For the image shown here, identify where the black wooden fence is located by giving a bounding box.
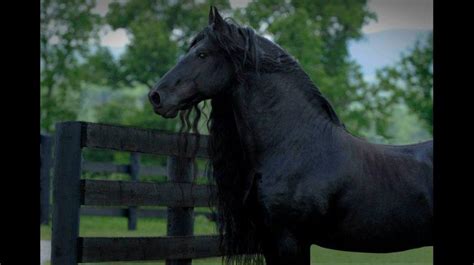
[40,132,214,230]
[40,134,53,224]
[51,121,234,264]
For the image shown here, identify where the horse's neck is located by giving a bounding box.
[229,71,345,166]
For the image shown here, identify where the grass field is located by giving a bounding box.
[41,214,432,265]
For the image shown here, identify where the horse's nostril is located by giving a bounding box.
[150,91,161,106]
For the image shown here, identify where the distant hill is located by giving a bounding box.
[348,29,431,82]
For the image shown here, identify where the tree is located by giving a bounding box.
[367,33,433,136]
[106,0,231,88]
[40,0,102,132]
[80,46,122,88]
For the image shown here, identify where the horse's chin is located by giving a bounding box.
[163,110,179,118]
[153,98,199,119]
[154,107,179,119]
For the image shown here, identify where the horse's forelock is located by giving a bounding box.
[204,22,261,80]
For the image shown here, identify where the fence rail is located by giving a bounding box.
[51,121,231,264]
[81,179,215,207]
[83,122,209,158]
[78,235,222,262]
[40,134,53,224]
[79,207,214,219]
[82,161,207,178]
[40,130,212,228]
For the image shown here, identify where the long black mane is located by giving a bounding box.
[181,19,345,265]
[201,21,268,264]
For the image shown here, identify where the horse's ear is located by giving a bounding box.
[208,6,226,31]
[208,6,215,25]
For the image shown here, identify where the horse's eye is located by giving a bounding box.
[198,52,207,59]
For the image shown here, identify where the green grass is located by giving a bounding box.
[41,215,432,265]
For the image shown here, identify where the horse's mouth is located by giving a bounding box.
[153,94,202,119]
[153,106,178,118]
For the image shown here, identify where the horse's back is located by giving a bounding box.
[384,140,432,164]
[413,140,432,165]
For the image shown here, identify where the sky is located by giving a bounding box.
[362,0,432,33]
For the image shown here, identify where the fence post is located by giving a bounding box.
[166,156,194,265]
[128,152,140,230]
[40,134,53,224]
[51,122,83,265]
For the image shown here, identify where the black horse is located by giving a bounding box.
[149,6,433,265]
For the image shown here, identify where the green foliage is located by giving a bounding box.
[385,104,432,144]
[371,33,433,134]
[40,0,103,132]
[356,33,433,139]
[106,0,231,87]
[80,46,122,88]
[119,19,179,87]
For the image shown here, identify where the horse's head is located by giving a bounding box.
[149,6,241,118]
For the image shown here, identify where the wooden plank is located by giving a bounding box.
[82,122,210,158]
[141,165,209,178]
[140,165,168,176]
[128,153,140,230]
[80,207,128,217]
[136,209,214,219]
[51,122,84,265]
[82,162,208,178]
[79,235,223,262]
[137,208,168,218]
[82,161,129,174]
[81,179,215,207]
[40,134,53,224]
[79,206,213,220]
[167,156,194,265]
